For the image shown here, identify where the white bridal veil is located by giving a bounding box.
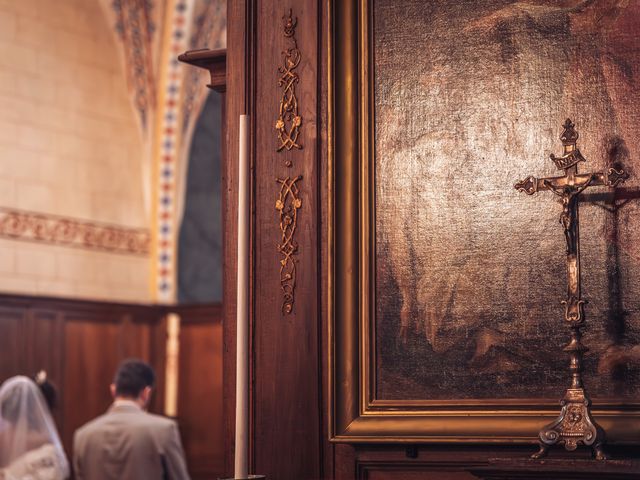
[0,376,69,478]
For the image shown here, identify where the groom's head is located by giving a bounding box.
[110,359,156,408]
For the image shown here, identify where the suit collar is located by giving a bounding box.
[109,399,144,413]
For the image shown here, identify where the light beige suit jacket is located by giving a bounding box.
[73,402,190,480]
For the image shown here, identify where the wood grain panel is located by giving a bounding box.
[336,446,525,480]
[319,0,333,476]
[25,309,64,428]
[224,0,245,476]
[365,471,476,480]
[178,310,224,479]
[252,0,322,478]
[0,295,224,477]
[25,310,62,380]
[224,0,327,476]
[150,313,168,416]
[0,297,168,461]
[331,444,630,480]
[61,315,122,451]
[121,315,153,361]
[0,307,25,382]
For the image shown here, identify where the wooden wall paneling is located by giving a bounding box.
[320,0,333,477]
[334,444,358,480]
[150,312,168,415]
[0,306,26,382]
[362,470,477,480]
[224,0,246,476]
[353,449,481,480]
[58,305,166,454]
[224,0,327,475]
[123,308,167,414]
[61,313,122,454]
[25,309,63,381]
[335,446,533,480]
[25,309,64,429]
[0,296,169,469]
[177,306,224,479]
[121,313,144,359]
[332,442,601,479]
[253,0,322,478]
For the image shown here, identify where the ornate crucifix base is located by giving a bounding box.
[532,323,607,460]
[533,387,606,460]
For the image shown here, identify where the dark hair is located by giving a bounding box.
[113,359,155,398]
[34,371,57,412]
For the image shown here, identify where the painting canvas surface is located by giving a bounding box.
[374,0,640,400]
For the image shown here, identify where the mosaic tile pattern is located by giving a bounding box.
[155,0,195,302]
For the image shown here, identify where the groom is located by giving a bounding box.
[73,359,190,480]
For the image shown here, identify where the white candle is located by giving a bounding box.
[235,114,250,479]
[164,313,181,417]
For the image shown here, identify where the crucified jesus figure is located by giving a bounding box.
[543,175,595,255]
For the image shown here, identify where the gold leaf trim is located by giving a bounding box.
[276,8,303,160]
[276,176,302,314]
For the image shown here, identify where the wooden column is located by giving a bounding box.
[183,1,327,477]
[252,0,322,477]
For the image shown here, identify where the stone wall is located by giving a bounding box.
[0,0,150,302]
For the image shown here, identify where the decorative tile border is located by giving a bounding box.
[0,208,150,255]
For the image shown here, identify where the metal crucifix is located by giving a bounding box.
[514,119,629,460]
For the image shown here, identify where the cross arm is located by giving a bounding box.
[514,167,628,195]
[514,175,565,195]
[583,168,629,188]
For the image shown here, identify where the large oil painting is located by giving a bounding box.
[373,0,640,401]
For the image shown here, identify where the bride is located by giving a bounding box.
[0,376,69,480]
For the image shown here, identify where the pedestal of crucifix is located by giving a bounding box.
[515,119,629,460]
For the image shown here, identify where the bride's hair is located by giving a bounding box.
[34,370,57,412]
[1,372,58,428]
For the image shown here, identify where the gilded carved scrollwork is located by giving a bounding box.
[276,176,302,314]
[275,8,304,314]
[276,9,302,158]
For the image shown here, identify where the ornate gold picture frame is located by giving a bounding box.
[329,0,640,444]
